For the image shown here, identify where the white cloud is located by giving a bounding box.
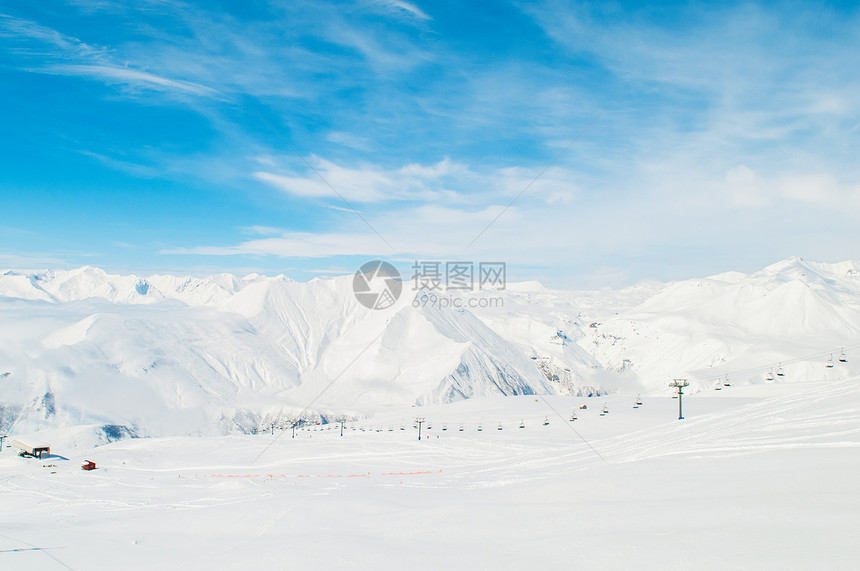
[48,64,219,96]
[162,232,389,258]
[725,164,769,208]
[1,13,220,99]
[724,165,860,209]
[372,0,431,21]
[252,157,470,204]
[325,131,375,151]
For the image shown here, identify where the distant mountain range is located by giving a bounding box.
[2,257,858,438]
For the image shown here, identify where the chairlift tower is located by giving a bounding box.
[669,379,689,420]
[415,418,425,441]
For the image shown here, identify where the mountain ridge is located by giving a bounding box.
[3,257,859,437]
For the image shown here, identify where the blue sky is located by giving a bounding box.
[2,0,860,288]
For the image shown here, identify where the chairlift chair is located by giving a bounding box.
[477,424,483,432]
[776,363,785,377]
[543,416,550,426]
[519,420,525,429]
[826,354,834,368]
[442,423,448,431]
[497,422,503,431]
[570,411,577,421]
[839,347,847,363]
[459,424,464,431]
[715,379,722,391]
[723,375,731,387]
[766,369,774,381]
[635,394,643,406]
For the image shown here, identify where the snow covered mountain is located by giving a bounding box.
[0,267,557,437]
[2,257,859,438]
[584,257,860,392]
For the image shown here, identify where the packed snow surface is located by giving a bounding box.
[1,379,858,569]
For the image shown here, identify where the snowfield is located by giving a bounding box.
[2,258,860,568]
[1,379,858,569]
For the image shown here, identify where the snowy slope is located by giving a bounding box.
[0,270,558,437]
[1,379,858,569]
[4,257,860,438]
[469,280,662,395]
[585,257,860,392]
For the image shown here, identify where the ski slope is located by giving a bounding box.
[1,378,858,569]
[5,257,860,439]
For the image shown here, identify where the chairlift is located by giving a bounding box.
[602,403,609,414]
[477,423,483,432]
[826,354,834,368]
[543,416,550,426]
[442,423,448,431]
[388,425,394,432]
[839,347,847,363]
[519,420,525,429]
[570,411,577,421]
[776,363,785,377]
[400,423,405,430]
[766,369,774,381]
[497,422,503,431]
[635,394,643,406]
[459,424,464,432]
[723,374,731,387]
[714,379,722,391]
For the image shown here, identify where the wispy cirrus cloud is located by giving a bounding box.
[47,64,219,96]
[162,231,390,259]
[252,157,470,203]
[371,0,431,21]
[1,12,219,99]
